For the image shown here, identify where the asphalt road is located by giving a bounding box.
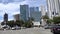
[0,27,53,34]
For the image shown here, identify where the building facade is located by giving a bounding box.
[46,0,60,19]
[40,5,46,16]
[30,11,41,22]
[14,14,20,21]
[30,7,39,12]
[4,13,8,23]
[30,7,41,26]
[20,5,29,21]
[30,7,41,22]
[29,7,41,26]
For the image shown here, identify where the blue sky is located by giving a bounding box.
[0,0,46,22]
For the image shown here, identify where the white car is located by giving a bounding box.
[11,27,16,30]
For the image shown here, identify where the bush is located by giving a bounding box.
[47,19,53,24]
[42,15,49,19]
[24,21,33,28]
[53,16,60,24]
[15,20,24,27]
[6,20,14,27]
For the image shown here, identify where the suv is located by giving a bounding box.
[51,25,60,34]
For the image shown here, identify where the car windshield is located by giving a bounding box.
[52,25,60,28]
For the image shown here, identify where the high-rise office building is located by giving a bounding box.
[40,5,46,16]
[30,7,41,22]
[30,7,39,12]
[29,10,41,26]
[30,7,40,17]
[4,13,8,23]
[54,0,60,16]
[30,11,41,22]
[46,0,60,19]
[20,5,29,21]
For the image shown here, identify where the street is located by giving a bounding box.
[0,27,53,34]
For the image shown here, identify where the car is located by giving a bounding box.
[15,26,21,30]
[11,27,16,30]
[51,25,60,34]
[44,25,53,29]
[11,27,21,30]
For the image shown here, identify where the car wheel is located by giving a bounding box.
[53,33,58,34]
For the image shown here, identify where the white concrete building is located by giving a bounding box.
[41,5,46,16]
[46,0,60,19]
[54,0,60,16]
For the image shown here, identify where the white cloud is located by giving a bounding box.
[0,0,46,22]
[0,3,20,22]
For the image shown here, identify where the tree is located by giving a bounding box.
[47,19,53,24]
[23,17,34,28]
[24,21,33,28]
[28,17,34,21]
[42,15,49,19]
[28,17,34,27]
[15,20,24,27]
[53,16,60,24]
[1,22,5,25]
[7,20,14,27]
[42,15,49,24]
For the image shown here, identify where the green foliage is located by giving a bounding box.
[1,22,5,25]
[42,15,49,19]
[15,20,24,27]
[23,19,33,28]
[28,17,34,21]
[53,16,60,24]
[3,19,33,28]
[6,20,14,27]
[6,20,24,27]
[23,17,34,28]
[47,19,53,24]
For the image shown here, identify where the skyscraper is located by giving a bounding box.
[30,11,41,22]
[40,5,46,16]
[4,13,8,23]
[30,7,40,17]
[20,5,29,21]
[54,0,60,16]
[46,0,60,19]
[30,7,39,12]
[30,7,41,22]
[29,7,41,26]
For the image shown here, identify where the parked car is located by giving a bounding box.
[11,27,16,30]
[11,26,21,30]
[44,25,53,29]
[51,25,60,34]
